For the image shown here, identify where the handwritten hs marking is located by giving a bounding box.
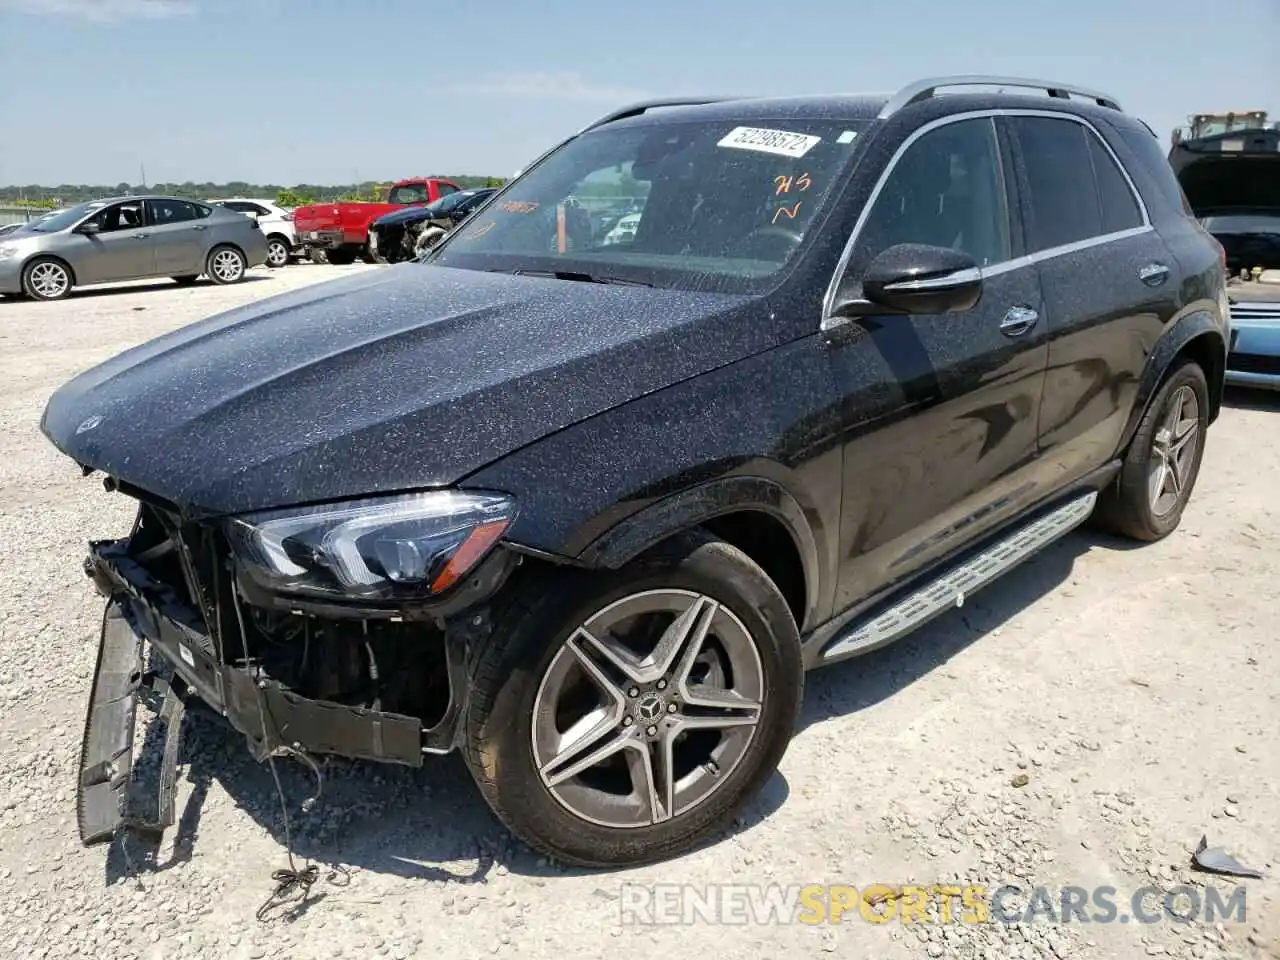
[772,172,811,224]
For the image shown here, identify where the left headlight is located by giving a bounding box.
[226,490,517,601]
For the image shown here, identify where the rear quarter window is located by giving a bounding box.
[1112,123,1196,216]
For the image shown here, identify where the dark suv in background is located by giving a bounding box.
[42,75,1228,869]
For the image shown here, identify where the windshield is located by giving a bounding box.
[25,200,107,232]
[430,116,870,292]
[1201,213,1280,234]
[425,191,474,215]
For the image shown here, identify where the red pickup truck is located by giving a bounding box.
[294,177,461,264]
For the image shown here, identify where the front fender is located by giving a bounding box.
[1114,308,1226,458]
[577,475,824,629]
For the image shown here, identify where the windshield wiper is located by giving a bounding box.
[511,269,652,287]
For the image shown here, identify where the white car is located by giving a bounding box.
[209,198,298,268]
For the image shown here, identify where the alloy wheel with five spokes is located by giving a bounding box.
[461,530,803,867]
[532,589,764,829]
[1147,384,1200,517]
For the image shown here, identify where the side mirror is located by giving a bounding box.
[77,221,101,235]
[844,243,983,316]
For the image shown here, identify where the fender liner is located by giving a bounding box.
[576,475,825,631]
[1114,309,1226,459]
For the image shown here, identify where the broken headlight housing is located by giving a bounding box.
[226,490,517,601]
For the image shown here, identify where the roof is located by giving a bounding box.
[582,76,1128,133]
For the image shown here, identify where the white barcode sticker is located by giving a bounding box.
[717,126,821,158]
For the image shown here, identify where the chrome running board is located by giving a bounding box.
[820,491,1098,663]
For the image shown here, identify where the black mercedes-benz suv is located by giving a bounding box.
[41,75,1229,869]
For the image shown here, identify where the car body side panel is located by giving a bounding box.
[67,228,154,285]
[461,334,846,630]
[1029,230,1179,486]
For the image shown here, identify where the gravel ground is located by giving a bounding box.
[0,264,1276,960]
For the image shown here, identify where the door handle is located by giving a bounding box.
[1000,305,1038,337]
[192,224,208,231]
[132,233,149,239]
[1138,262,1169,286]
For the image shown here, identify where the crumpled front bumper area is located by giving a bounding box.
[77,537,440,845]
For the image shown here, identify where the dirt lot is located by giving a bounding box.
[1,264,1276,960]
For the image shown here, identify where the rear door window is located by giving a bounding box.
[1010,117,1102,251]
[1087,134,1144,234]
[148,199,199,225]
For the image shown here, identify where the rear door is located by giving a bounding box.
[145,199,208,276]
[1004,113,1180,484]
[826,114,1053,611]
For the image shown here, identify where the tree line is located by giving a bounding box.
[1,176,508,210]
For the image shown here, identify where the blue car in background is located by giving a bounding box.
[368,188,497,263]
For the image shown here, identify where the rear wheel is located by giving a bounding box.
[22,257,73,301]
[462,529,803,867]
[1091,358,1209,541]
[265,236,290,268]
[206,245,247,285]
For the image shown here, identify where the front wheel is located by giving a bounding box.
[206,245,247,284]
[462,529,803,867]
[1091,358,1209,541]
[22,257,73,300]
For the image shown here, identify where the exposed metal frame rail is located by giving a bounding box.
[877,75,1123,118]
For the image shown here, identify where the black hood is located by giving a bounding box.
[41,264,767,517]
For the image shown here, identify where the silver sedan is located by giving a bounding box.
[0,195,269,301]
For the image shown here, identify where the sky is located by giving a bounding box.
[0,0,1276,187]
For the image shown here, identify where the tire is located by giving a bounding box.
[415,227,447,258]
[462,528,803,868]
[21,257,73,301]
[206,245,247,285]
[308,248,328,265]
[1091,358,1209,541]
[265,236,290,268]
[172,275,199,285]
[325,246,358,266]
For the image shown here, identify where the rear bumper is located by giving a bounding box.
[82,539,461,768]
[297,229,346,249]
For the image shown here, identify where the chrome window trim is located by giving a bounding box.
[820,107,1152,331]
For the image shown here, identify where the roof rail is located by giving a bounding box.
[578,97,738,133]
[878,75,1123,119]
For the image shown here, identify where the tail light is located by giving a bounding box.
[282,213,294,221]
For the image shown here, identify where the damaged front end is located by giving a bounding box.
[76,483,521,847]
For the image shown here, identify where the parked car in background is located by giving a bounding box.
[0,195,268,300]
[1169,110,1280,389]
[209,198,299,268]
[292,177,461,265]
[45,77,1229,868]
[369,187,497,262]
